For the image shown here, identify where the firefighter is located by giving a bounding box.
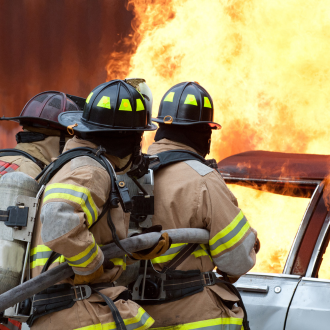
[139,82,258,329]
[0,91,82,330]
[28,80,169,330]
[0,91,82,178]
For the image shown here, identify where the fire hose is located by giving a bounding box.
[0,229,209,312]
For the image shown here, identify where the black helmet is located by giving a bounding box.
[58,79,157,136]
[152,82,221,129]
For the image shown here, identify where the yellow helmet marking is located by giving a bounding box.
[184,94,198,106]
[86,92,93,104]
[136,99,145,111]
[119,99,132,111]
[164,92,175,102]
[204,97,212,108]
[97,96,111,109]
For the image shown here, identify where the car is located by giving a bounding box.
[218,150,330,330]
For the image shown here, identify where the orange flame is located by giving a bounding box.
[106,0,330,274]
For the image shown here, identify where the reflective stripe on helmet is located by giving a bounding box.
[204,96,212,108]
[136,99,145,111]
[209,210,250,257]
[184,94,198,106]
[97,96,111,109]
[43,183,98,228]
[163,92,175,102]
[86,92,93,104]
[119,99,133,111]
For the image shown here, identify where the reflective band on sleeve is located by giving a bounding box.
[152,243,212,264]
[110,257,127,270]
[66,237,99,268]
[30,245,65,269]
[209,211,250,257]
[43,183,98,228]
[30,245,53,269]
[150,316,243,330]
[73,307,154,330]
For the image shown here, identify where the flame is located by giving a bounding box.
[105,0,330,275]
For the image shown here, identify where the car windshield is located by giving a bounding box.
[227,183,311,273]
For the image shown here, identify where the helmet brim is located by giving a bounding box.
[0,116,66,130]
[59,111,157,133]
[152,117,221,130]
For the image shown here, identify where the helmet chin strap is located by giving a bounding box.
[115,153,133,172]
[59,131,66,154]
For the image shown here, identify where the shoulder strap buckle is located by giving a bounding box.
[202,271,217,286]
[72,285,92,301]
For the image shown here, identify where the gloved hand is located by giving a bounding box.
[216,269,240,284]
[74,265,104,285]
[254,238,260,254]
[131,232,172,260]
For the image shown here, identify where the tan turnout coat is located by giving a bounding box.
[30,137,154,330]
[141,139,257,330]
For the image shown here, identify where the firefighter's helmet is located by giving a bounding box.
[58,79,157,135]
[0,91,83,130]
[125,78,153,127]
[152,82,221,129]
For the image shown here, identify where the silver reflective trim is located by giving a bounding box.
[67,243,98,266]
[44,187,96,223]
[126,311,151,330]
[184,160,214,176]
[29,251,52,263]
[209,216,248,252]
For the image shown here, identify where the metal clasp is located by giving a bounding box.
[202,272,216,286]
[73,285,92,301]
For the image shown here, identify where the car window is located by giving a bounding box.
[316,237,330,279]
[227,183,311,273]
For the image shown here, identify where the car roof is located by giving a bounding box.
[218,150,330,180]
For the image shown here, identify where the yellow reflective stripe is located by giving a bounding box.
[30,258,49,269]
[152,244,211,264]
[150,316,243,330]
[44,183,98,228]
[55,255,66,264]
[210,211,250,256]
[73,307,154,330]
[30,245,52,255]
[151,252,180,264]
[110,258,127,270]
[210,211,245,246]
[66,237,99,268]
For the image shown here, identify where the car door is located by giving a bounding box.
[225,178,321,330]
[285,206,330,329]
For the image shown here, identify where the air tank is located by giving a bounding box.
[0,172,39,294]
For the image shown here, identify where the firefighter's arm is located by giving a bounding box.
[40,163,110,277]
[200,172,258,277]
